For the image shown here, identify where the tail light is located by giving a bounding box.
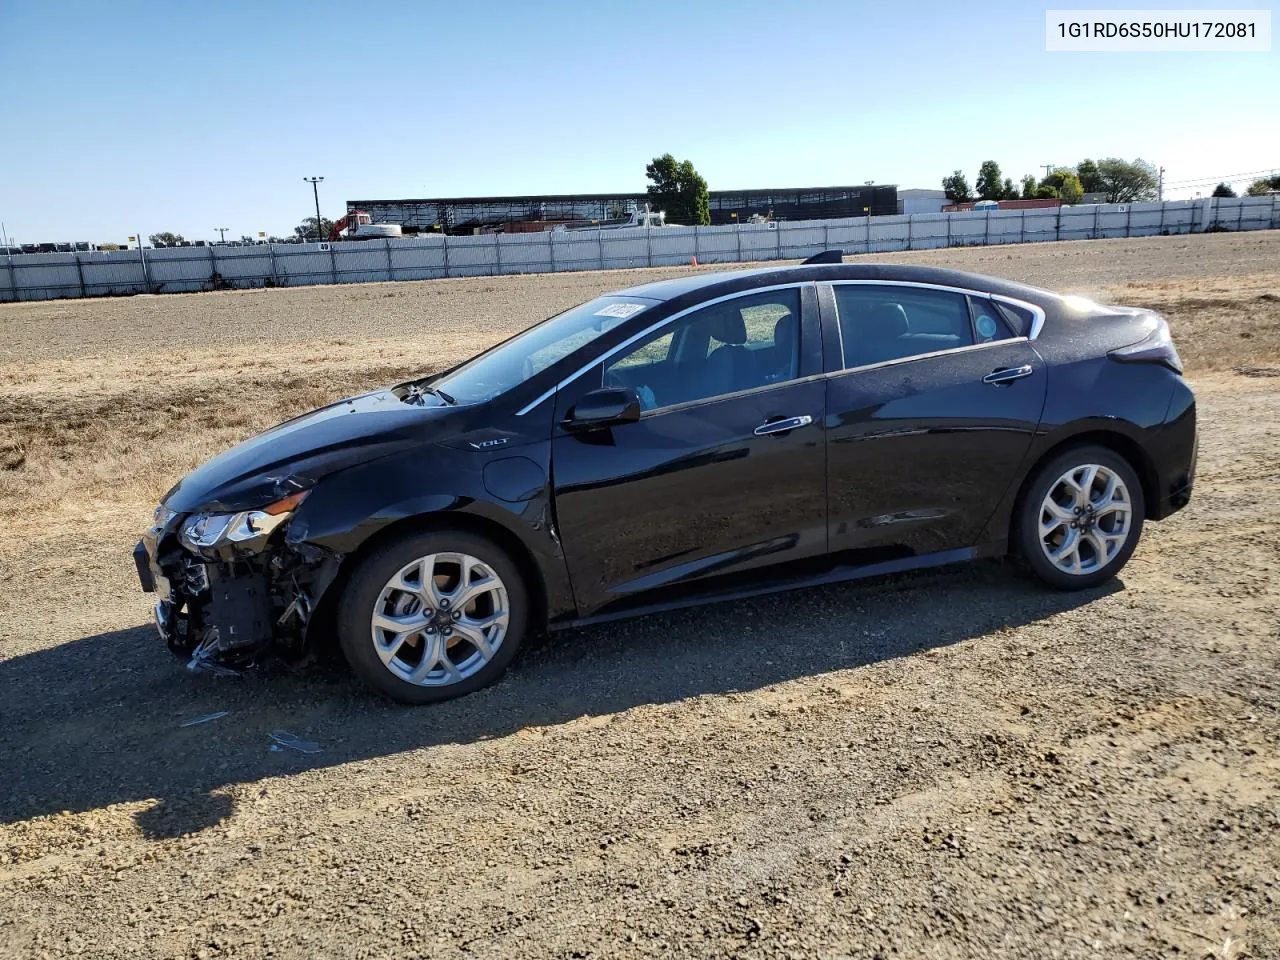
[1108,316,1183,374]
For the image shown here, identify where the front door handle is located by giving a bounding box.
[754,414,813,437]
[983,365,1034,386]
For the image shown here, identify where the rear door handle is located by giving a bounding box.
[754,414,813,437]
[983,365,1034,386]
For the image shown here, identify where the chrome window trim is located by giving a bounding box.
[515,282,813,416]
[825,336,1032,379]
[828,278,1001,299]
[634,370,827,420]
[826,280,1046,340]
[604,335,1034,418]
[824,279,1048,374]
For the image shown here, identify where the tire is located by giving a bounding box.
[1015,445,1146,591]
[336,529,529,704]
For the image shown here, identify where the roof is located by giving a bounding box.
[613,262,1058,306]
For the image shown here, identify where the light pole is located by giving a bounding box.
[214,227,229,243]
[303,176,325,241]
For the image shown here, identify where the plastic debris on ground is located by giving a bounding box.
[269,730,323,754]
[180,711,230,727]
[186,655,240,678]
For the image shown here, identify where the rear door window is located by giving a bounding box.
[833,284,974,369]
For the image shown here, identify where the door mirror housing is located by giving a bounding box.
[565,387,642,429]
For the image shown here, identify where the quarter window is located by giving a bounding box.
[603,289,801,411]
[968,296,1016,344]
[834,284,974,369]
[993,300,1035,337]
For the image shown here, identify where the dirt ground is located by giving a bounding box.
[2,232,1279,959]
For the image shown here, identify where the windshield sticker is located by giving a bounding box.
[594,302,648,320]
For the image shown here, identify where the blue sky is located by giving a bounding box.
[1,0,1276,243]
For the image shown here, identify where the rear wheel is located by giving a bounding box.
[337,530,528,704]
[1016,445,1145,590]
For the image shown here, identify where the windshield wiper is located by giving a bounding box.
[430,386,458,405]
[403,384,457,406]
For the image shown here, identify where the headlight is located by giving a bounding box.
[178,489,309,555]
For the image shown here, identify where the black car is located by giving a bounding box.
[135,261,1196,703]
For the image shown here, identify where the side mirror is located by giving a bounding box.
[564,387,642,430]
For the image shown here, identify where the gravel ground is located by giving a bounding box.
[2,233,1279,959]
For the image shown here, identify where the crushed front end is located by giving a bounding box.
[133,481,341,675]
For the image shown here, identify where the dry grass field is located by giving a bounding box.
[2,231,1279,959]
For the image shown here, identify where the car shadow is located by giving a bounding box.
[1,561,1118,838]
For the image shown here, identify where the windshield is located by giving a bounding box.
[429,295,659,405]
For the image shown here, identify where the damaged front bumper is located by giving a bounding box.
[134,504,339,674]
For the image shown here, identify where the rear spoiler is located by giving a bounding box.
[801,250,844,265]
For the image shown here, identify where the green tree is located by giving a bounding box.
[1211,182,1237,198]
[1020,174,1038,199]
[1001,177,1019,200]
[148,231,184,247]
[1245,175,1280,196]
[1039,168,1084,204]
[1060,174,1084,204]
[1034,185,1060,200]
[645,154,710,225]
[294,216,336,240]
[941,169,972,202]
[974,160,1005,201]
[1095,158,1160,202]
[1076,159,1104,194]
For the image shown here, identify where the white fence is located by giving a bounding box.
[3,195,1277,303]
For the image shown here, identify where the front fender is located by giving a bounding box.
[283,441,576,621]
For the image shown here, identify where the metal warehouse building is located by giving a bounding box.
[347,185,898,235]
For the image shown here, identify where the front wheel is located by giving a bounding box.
[1015,445,1145,590]
[337,529,528,704]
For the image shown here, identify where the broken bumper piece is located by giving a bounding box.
[133,519,338,674]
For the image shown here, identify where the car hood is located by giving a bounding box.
[162,389,455,513]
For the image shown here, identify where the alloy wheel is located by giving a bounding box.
[370,552,510,686]
[1038,463,1133,576]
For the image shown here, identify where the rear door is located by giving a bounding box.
[821,282,1047,560]
[550,284,827,616]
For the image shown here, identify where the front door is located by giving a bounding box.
[822,282,1048,559]
[551,285,828,616]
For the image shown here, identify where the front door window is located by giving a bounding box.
[603,288,801,410]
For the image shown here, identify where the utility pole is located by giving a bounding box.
[303,176,325,241]
[1041,163,1055,179]
[214,227,229,243]
[1157,166,1165,201]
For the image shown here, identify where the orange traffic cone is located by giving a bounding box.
[690,255,698,267]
